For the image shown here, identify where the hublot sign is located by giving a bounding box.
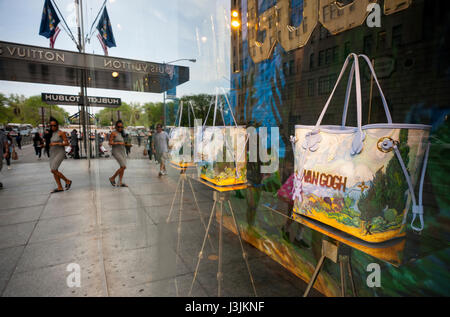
[42,93,121,108]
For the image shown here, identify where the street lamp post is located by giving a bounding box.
[162,58,196,128]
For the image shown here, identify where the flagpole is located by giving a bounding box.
[85,0,107,43]
[75,0,90,168]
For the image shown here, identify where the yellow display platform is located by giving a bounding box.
[169,161,196,170]
[200,174,246,186]
[195,176,248,192]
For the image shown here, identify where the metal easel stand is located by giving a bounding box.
[303,239,357,297]
[165,167,214,296]
[188,190,258,297]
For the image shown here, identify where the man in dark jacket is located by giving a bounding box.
[70,129,80,159]
[43,128,51,158]
[0,129,9,189]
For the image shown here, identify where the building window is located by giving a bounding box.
[318,76,328,95]
[364,34,373,55]
[325,48,332,65]
[308,79,315,97]
[319,74,337,95]
[296,85,301,99]
[323,5,330,22]
[288,83,294,99]
[289,60,295,75]
[309,53,314,70]
[377,31,387,50]
[318,50,325,67]
[332,46,339,63]
[344,41,351,57]
[392,25,402,47]
[330,4,337,19]
[320,26,328,40]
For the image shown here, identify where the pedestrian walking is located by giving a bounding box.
[124,133,132,157]
[70,129,80,159]
[0,129,9,189]
[109,120,128,187]
[33,132,44,160]
[5,132,15,170]
[137,134,142,147]
[146,130,153,161]
[152,124,170,176]
[43,128,51,158]
[15,134,22,150]
[48,117,72,193]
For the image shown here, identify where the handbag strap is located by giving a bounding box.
[389,141,430,233]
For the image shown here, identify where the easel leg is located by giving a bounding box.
[166,174,182,223]
[303,255,326,297]
[347,256,357,297]
[340,256,347,297]
[174,175,185,297]
[227,200,258,297]
[187,176,215,252]
[188,199,217,296]
[217,200,224,297]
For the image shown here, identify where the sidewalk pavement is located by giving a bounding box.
[0,157,320,297]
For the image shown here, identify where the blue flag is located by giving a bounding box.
[97,7,116,48]
[39,0,60,39]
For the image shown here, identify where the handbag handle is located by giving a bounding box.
[311,53,365,155]
[342,54,393,126]
[175,100,197,128]
[314,53,362,132]
[202,87,238,128]
[177,101,184,127]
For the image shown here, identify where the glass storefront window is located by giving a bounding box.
[0,0,449,298]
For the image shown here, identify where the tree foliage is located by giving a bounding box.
[358,130,410,224]
[0,94,68,126]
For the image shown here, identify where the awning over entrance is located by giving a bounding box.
[0,41,189,93]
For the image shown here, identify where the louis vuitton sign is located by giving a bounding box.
[0,41,189,93]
